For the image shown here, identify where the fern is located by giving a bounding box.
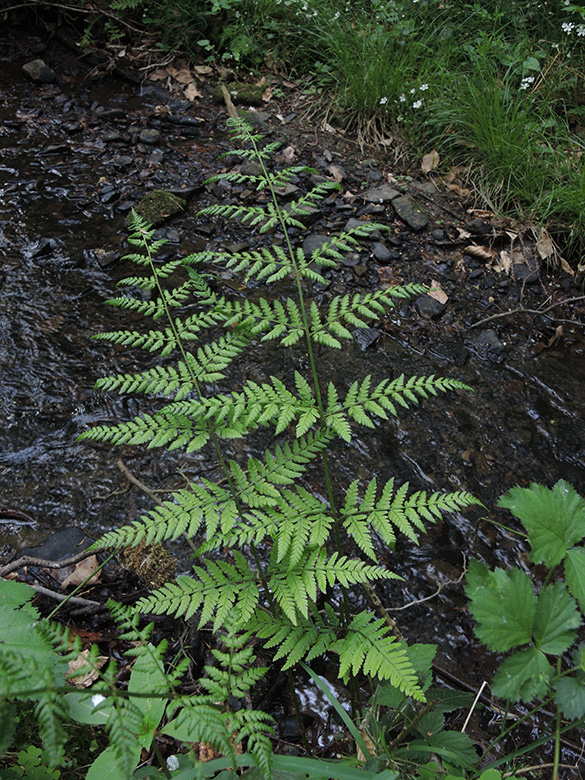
[81,116,480,715]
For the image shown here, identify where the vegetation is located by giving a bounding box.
[12,0,585,256]
[1,118,584,779]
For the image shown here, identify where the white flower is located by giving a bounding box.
[520,75,535,89]
[420,83,429,91]
[410,87,416,94]
[91,694,106,708]
[399,94,406,102]
[577,24,585,35]
[562,21,575,33]
[167,755,180,771]
[413,99,423,108]
[333,10,340,19]
[379,96,388,105]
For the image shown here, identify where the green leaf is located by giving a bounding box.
[86,744,140,780]
[553,676,585,719]
[465,560,535,652]
[565,547,585,613]
[498,481,585,568]
[533,582,580,655]
[492,647,553,702]
[128,646,169,748]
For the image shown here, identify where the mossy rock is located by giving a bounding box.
[214,82,265,106]
[122,540,176,589]
[132,190,185,227]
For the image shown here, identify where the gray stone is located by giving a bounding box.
[352,328,380,350]
[303,234,333,259]
[467,329,505,363]
[139,128,161,144]
[392,195,428,232]
[241,162,263,177]
[371,242,395,263]
[343,217,381,239]
[415,294,445,318]
[362,184,400,203]
[22,59,56,83]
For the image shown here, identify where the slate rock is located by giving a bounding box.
[467,329,505,363]
[465,218,491,235]
[392,195,428,232]
[363,184,400,202]
[139,128,161,144]
[343,217,381,239]
[352,327,380,350]
[512,258,539,284]
[22,59,56,83]
[303,234,332,259]
[415,294,446,318]
[371,242,396,263]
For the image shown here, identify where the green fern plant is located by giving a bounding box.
[81,117,479,714]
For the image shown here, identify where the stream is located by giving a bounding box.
[1,19,585,767]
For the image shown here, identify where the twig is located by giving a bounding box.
[470,295,585,329]
[221,85,238,119]
[504,763,583,777]
[3,580,104,611]
[0,548,99,577]
[461,680,488,733]
[360,580,404,640]
[387,553,467,611]
[116,459,163,506]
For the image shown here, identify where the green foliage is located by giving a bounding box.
[82,116,477,706]
[465,480,585,779]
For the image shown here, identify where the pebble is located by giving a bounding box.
[415,294,446,318]
[371,242,395,262]
[303,234,332,259]
[362,184,400,202]
[139,128,161,144]
[352,327,380,350]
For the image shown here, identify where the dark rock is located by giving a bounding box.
[368,170,383,182]
[429,338,469,366]
[102,130,125,142]
[353,327,380,350]
[392,195,428,232]
[512,258,539,284]
[31,238,56,257]
[303,234,333,259]
[62,121,81,134]
[343,217,381,239]
[371,242,395,263]
[96,107,125,119]
[432,229,446,241]
[465,218,491,235]
[113,155,134,169]
[283,201,320,226]
[139,128,161,144]
[39,144,70,156]
[415,294,446,318]
[239,109,270,128]
[340,252,360,267]
[467,329,505,362]
[363,184,400,203]
[354,264,368,277]
[240,162,263,177]
[22,59,56,83]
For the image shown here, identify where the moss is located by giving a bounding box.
[122,540,176,590]
[214,82,265,106]
[132,190,185,227]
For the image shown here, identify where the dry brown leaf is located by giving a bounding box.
[67,648,108,688]
[183,83,203,102]
[262,87,273,102]
[468,208,495,219]
[466,244,497,261]
[559,255,574,276]
[356,731,376,762]
[148,68,169,82]
[445,183,471,198]
[444,165,466,184]
[323,148,333,162]
[328,164,344,183]
[421,149,440,173]
[281,145,296,162]
[536,229,554,260]
[216,65,231,79]
[428,280,448,304]
[173,68,192,85]
[549,325,564,346]
[60,555,101,589]
[377,266,402,289]
[193,64,212,76]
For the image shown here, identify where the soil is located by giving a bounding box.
[1,15,585,777]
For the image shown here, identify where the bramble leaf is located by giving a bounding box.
[533,581,580,655]
[565,547,585,613]
[491,646,553,702]
[553,676,585,719]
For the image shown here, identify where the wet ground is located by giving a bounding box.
[1,20,585,769]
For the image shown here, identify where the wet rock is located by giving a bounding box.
[133,190,185,226]
[392,195,428,232]
[465,217,491,235]
[302,234,332,259]
[113,155,134,169]
[39,143,70,156]
[31,238,56,258]
[343,217,381,238]
[139,128,161,144]
[352,327,380,350]
[239,109,270,128]
[283,201,320,226]
[96,107,125,119]
[429,338,469,366]
[371,242,397,263]
[340,252,360,267]
[22,59,56,83]
[102,130,125,142]
[415,294,446,318]
[240,162,263,177]
[62,121,81,134]
[467,329,505,362]
[432,229,446,241]
[512,258,539,284]
[362,184,400,203]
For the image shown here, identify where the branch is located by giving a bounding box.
[469,295,585,329]
[0,547,99,577]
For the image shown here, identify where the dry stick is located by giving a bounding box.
[0,548,99,578]
[221,85,239,120]
[386,554,467,612]
[17,581,103,612]
[470,295,585,329]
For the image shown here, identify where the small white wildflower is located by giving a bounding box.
[399,94,406,102]
[577,24,585,35]
[562,21,575,33]
[379,96,388,105]
[167,755,180,772]
[333,10,340,19]
[410,87,416,94]
[520,75,535,89]
[413,99,423,108]
[420,83,429,91]
[564,0,570,5]
[91,694,106,708]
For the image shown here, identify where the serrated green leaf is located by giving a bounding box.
[465,560,535,652]
[498,481,585,568]
[492,647,553,702]
[565,547,585,613]
[553,676,585,719]
[533,581,580,655]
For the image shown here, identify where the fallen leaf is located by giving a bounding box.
[468,208,495,219]
[323,148,333,162]
[421,150,440,173]
[184,83,203,101]
[193,64,212,75]
[356,731,376,762]
[173,68,192,85]
[256,76,266,86]
[216,65,231,79]
[377,266,402,289]
[282,80,296,88]
[280,145,296,162]
[328,164,344,183]
[466,244,497,262]
[559,255,574,276]
[262,87,273,102]
[148,68,169,82]
[323,122,336,134]
[548,324,564,346]
[67,648,108,688]
[428,279,448,304]
[60,555,101,589]
[445,183,471,198]
[444,165,466,184]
